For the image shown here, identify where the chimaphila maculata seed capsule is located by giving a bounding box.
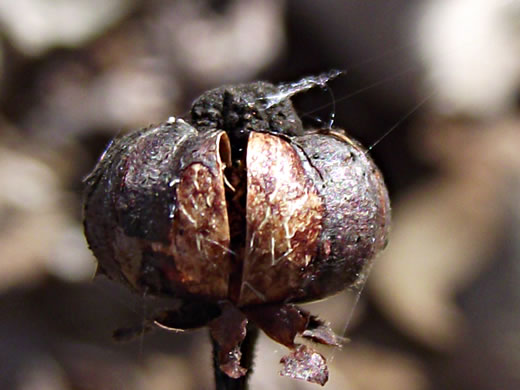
[83,72,390,385]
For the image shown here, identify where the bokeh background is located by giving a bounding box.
[1,0,519,389]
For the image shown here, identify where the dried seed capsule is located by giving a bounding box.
[84,117,389,306]
[83,75,391,385]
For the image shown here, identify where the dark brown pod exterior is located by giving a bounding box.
[295,130,390,299]
[84,118,234,301]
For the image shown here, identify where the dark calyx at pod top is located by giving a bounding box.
[83,72,391,385]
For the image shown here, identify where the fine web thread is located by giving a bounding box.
[366,88,438,153]
[327,287,364,365]
[300,63,421,122]
[90,279,140,315]
[139,288,149,358]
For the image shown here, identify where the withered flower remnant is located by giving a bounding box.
[83,72,390,386]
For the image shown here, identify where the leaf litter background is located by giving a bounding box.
[0,0,519,389]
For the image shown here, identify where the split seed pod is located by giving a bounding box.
[83,73,390,385]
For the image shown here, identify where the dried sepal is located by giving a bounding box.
[244,303,343,385]
[209,303,249,378]
[243,304,310,348]
[280,344,329,386]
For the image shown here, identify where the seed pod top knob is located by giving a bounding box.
[190,81,304,155]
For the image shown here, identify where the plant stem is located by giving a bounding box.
[211,324,259,390]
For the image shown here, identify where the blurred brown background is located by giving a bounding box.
[1,0,519,389]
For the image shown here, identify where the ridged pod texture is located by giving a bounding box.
[83,80,390,307]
